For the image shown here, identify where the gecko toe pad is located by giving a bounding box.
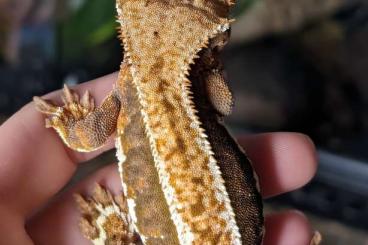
[33,85,95,129]
[75,184,140,245]
[33,85,120,152]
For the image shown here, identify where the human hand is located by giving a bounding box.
[0,73,317,245]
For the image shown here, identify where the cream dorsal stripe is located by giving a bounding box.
[117,1,241,244]
[33,1,264,244]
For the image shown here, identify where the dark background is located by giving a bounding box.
[0,0,367,243]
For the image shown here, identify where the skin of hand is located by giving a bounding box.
[0,73,318,245]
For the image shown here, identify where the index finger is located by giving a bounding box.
[0,72,118,218]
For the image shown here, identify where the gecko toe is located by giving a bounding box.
[75,184,140,244]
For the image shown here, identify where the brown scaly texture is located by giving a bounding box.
[116,63,180,244]
[34,86,120,152]
[117,0,242,244]
[190,41,264,244]
[75,184,140,244]
[34,0,265,244]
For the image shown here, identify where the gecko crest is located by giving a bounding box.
[117,1,241,244]
[34,0,265,244]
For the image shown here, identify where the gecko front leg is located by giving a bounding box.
[33,79,121,153]
[34,63,180,244]
[33,64,139,244]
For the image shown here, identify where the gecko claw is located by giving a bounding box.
[32,86,99,151]
[33,96,59,115]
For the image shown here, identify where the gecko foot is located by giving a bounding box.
[75,184,140,245]
[33,85,95,129]
[33,85,120,152]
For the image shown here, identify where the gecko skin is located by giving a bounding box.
[34,0,264,244]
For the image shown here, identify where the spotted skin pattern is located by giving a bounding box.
[34,0,264,244]
[116,64,180,244]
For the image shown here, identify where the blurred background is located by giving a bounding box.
[0,0,367,244]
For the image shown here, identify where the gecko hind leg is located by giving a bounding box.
[75,184,141,244]
[33,85,121,152]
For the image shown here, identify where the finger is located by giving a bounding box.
[26,164,121,245]
[0,208,33,245]
[238,132,317,198]
[27,164,315,245]
[264,210,314,245]
[0,73,117,217]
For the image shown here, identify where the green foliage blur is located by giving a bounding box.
[58,0,119,70]
[231,0,258,17]
[59,0,255,53]
[57,0,256,74]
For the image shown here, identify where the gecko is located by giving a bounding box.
[33,0,264,244]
